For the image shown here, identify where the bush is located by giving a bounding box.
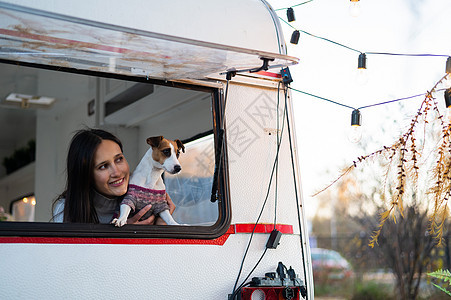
[351,281,394,300]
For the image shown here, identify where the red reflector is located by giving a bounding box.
[239,286,301,300]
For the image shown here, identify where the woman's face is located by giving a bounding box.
[92,139,130,198]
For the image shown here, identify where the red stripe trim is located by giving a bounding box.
[234,223,293,234]
[0,235,231,245]
[255,71,282,78]
[0,224,292,245]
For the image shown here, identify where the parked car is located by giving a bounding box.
[311,248,354,281]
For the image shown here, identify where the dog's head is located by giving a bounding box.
[146,136,185,174]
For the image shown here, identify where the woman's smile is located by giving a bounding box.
[110,177,126,187]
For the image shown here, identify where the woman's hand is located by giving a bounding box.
[126,204,156,225]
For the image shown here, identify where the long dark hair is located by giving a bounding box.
[55,128,124,223]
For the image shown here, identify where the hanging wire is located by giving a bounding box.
[279,17,361,53]
[283,86,309,299]
[289,87,356,110]
[278,12,450,58]
[288,86,448,112]
[274,82,281,228]
[365,52,450,57]
[274,0,314,11]
[357,93,427,110]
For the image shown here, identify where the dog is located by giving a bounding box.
[112,136,185,227]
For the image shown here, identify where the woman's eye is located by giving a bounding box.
[99,164,107,170]
[115,156,124,163]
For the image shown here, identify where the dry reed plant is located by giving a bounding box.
[314,74,450,247]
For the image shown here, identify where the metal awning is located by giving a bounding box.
[0,2,299,81]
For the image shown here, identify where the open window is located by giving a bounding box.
[0,1,297,239]
[0,61,230,239]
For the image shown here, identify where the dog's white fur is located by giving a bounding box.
[112,136,184,227]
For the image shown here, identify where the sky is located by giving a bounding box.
[268,0,451,219]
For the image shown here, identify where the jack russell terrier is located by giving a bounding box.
[112,136,185,227]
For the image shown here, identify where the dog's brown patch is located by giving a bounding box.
[146,136,184,164]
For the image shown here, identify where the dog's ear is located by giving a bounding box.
[147,136,164,148]
[175,139,185,153]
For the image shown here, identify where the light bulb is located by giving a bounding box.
[442,74,451,89]
[348,125,362,143]
[445,107,451,124]
[445,89,451,123]
[356,68,368,85]
[349,0,361,17]
[348,109,362,143]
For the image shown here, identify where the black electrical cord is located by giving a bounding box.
[230,82,288,298]
[283,87,309,299]
[274,82,282,229]
[230,248,269,300]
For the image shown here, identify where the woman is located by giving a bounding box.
[53,128,174,224]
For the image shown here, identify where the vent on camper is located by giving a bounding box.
[105,83,154,116]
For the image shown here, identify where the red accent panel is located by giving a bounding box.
[240,287,302,300]
[234,223,293,234]
[0,224,292,244]
[255,71,282,78]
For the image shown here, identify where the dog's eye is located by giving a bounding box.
[176,150,180,158]
[162,149,171,157]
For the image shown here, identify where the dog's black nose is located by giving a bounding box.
[173,165,181,173]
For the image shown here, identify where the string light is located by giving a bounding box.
[349,109,362,143]
[358,53,367,69]
[349,0,361,17]
[287,7,295,22]
[444,89,451,108]
[277,8,449,59]
[275,4,450,133]
[290,30,300,45]
[356,53,368,84]
[351,109,361,126]
[444,88,451,122]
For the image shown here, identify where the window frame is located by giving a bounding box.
[0,59,231,240]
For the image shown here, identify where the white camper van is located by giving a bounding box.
[0,1,313,299]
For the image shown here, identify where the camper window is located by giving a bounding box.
[0,61,230,239]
